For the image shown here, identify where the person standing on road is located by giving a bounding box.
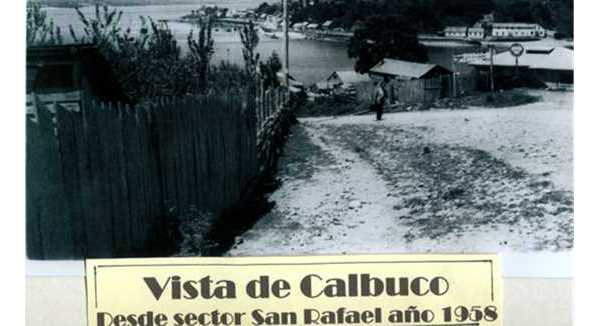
[373,79,387,121]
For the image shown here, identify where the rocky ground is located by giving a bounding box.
[227,90,573,256]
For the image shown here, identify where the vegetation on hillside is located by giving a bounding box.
[254,0,572,74]
[285,0,573,37]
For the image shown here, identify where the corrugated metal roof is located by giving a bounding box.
[470,47,573,71]
[369,58,442,79]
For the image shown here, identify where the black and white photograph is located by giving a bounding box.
[25,0,573,261]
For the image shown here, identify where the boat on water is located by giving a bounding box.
[258,28,306,40]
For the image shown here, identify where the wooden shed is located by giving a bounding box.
[26,44,130,109]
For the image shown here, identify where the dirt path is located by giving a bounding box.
[227,92,573,256]
[227,124,405,255]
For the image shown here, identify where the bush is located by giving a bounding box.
[167,207,218,256]
[27,3,62,46]
[296,94,364,117]
[475,89,541,108]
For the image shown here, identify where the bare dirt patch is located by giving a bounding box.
[323,123,573,251]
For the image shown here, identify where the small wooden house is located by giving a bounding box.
[27,44,130,111]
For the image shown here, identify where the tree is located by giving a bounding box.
[27,3,62,46]
[69,4,123,50]
[348,15,429,73]
[68,5,190,99]
[494,0,573,37]
[240,21,260,77]
[46,3,263,99]
[188,17,215,93]
[259,51,282,89]
[256,2,281,15]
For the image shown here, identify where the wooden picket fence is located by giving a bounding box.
[27,86,288,259]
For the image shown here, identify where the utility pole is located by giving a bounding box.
[283,0,290,97]
[451,48,457,97]
[489,44,495,92]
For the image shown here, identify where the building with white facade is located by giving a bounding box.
[444,26,468,38]
[491,23,545,39]
[468,27,485,39]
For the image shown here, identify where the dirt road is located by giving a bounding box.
[227,91,573,255]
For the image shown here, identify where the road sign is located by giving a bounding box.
[509,43,525,57]
[509,43,524,78]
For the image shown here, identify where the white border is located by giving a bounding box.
[25,252,573,278]
[573,1,600,326]
[0,0,26,324]
[4,0,600,325]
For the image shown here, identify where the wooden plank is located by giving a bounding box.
[189,97,201,207]
[198,95,212,208]
[141,104,161,223]
[159,98,177,210]
[81,98,114,257]
[74,93,95,258]
[121,104,141,252]
[55,104,86,257]
[99,102,122,256]
[207,93,221,210]
[218,93,229,207]
[150,102,169,210]
[166,98,180,209]
[187,97,202,207]
[147,104,165,239]
[179,97,193,207]
[111,102,132,256]
[36,102,76,259]
[26,108,45,259]
[135,105,155,250]
[174,98,188,208]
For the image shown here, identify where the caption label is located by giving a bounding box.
[85,254,502,326]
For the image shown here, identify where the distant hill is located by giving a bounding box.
[288,0,573,37]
